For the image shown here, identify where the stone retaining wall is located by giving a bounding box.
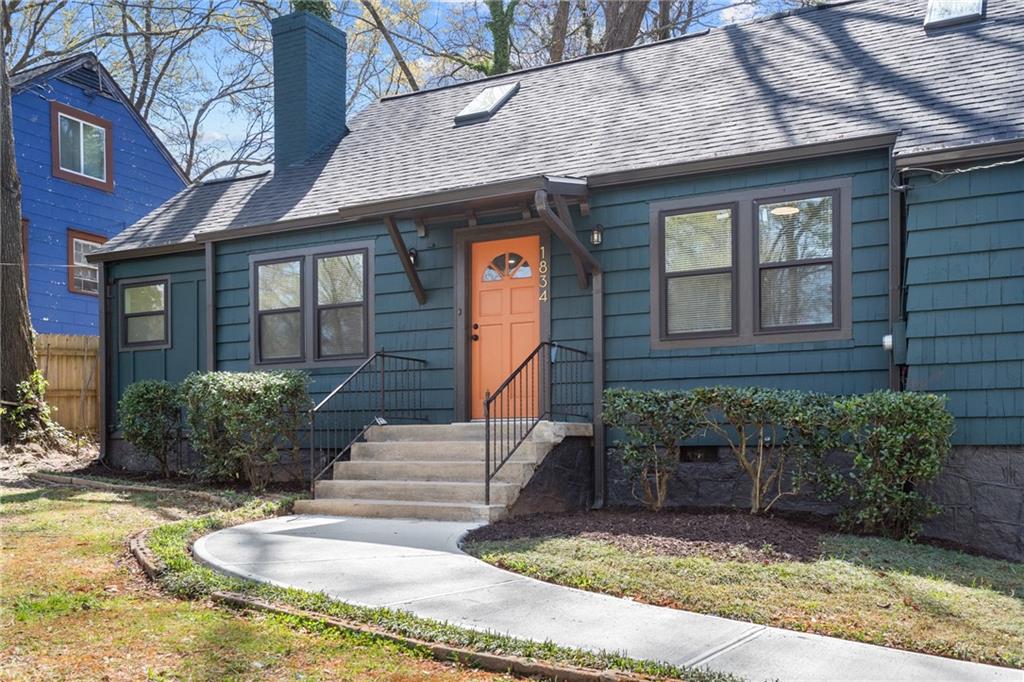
[606,446,1024,562]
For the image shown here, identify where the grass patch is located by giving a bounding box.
[147,504,743,682]
[464,531,1024,668]
[0,484,508,681]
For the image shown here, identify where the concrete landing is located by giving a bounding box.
[193,515,1016,682]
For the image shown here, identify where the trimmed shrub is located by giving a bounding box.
[822,391,954,538]
[603,388,701,511]
[690,386,840,514]
[119,381,181,477]
[180,371,310,491]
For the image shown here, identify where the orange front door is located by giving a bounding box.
[470,235,542,419]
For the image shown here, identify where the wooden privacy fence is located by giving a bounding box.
[35,334,100,434]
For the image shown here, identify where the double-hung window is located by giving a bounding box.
[651,179,851,349]
[122,280,169,348]
[51,102,113,191]
[252,244,372,366]
[255,259,304,362]
[67,229,106,295]
[662,205,737,337]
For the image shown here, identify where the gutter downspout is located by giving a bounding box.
[98,262,109,461]
[888,146,908,390]
[535,190,606,509]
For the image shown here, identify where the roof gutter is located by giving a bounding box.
[588,132,899,188]
[893,139,1024,170]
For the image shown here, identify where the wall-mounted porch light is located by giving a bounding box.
[590,225,604,246]
[408,248,418,266]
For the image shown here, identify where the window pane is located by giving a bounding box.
[666,272,732,334]
[258,260,301,310]
[260,311,302,360]
[125,283,165,313]
[760,264,833,328]
[126,314,165,344]
[758,195,833,263]
[665,208,732,272]
[317,254,363,305]
[58,115,82,173]
[319,307,364,357]
[82,123,106,180]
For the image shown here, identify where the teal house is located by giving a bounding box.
[91,0,1024,560]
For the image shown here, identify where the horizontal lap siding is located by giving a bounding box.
[581,149,891,395]
[215,221,455,424]
[904,161,1024,445]
[107,252,206,427]
[14,78,184,335]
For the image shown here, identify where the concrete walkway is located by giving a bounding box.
[193,515,1018,682]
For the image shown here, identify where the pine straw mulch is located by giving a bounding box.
[464,509,828,563]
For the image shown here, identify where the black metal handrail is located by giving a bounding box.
[484,341,590,504]
[309,351,427,488]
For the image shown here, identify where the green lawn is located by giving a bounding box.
[465,529,1024,668]
[0,485,507,681]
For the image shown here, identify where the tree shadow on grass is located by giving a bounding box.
[820,535,1024,601]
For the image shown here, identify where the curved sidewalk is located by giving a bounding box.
[193,515,1016,682]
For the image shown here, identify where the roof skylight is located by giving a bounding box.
[924,0,985,28]
[455,82,520,124]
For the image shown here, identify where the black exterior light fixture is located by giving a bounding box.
[590,225,604,246]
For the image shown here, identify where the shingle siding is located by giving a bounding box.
[580,149,891,396]
[904,160,1024,445]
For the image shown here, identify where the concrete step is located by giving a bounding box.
[314,479,518,505]
[365,422,487,442]
[293,497,506,523]
[364,420,582,443]
[349,440,545,463]
[332,460,536,484]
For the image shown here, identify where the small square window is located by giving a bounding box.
[51,103,112,191]
[122,281,168,348]
[68,230,105,295]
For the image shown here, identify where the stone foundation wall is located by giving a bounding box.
[510,436,593,516]
[105,436,308,484]
[606,446,1024,562]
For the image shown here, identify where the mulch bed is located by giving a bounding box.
[464,509,828,563]
[69,461,307,494]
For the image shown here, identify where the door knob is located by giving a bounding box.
[471,334,480,341]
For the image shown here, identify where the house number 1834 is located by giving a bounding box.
[538,245,549,301]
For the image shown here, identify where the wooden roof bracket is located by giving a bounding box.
[534,189,601,289]
[385,215,427,304]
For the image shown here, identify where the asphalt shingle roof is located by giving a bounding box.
[100,0,1024,256]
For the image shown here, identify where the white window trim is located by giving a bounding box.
[58,112,108,182]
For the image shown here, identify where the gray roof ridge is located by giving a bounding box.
[379,0,866,104]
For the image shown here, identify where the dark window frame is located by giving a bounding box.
[67,228,107,296]
[119,278,170,350]
[50,101,114,192]
[649,177,853,350]
[753,189,841,335]
[249,240,375,369]
[658,202,740,342]
[314,249,370,361]
[253,256,306,365]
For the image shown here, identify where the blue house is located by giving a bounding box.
[91,0,1024,560]
[12,53,186,335]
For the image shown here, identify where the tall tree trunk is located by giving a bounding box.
[548,0,570,63]
[601,0,649,52]
[485,0,519,75]
[0,13,38,438]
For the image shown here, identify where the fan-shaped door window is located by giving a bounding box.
[482,252,532,281]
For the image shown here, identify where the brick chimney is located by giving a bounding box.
[271,11,347,171]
